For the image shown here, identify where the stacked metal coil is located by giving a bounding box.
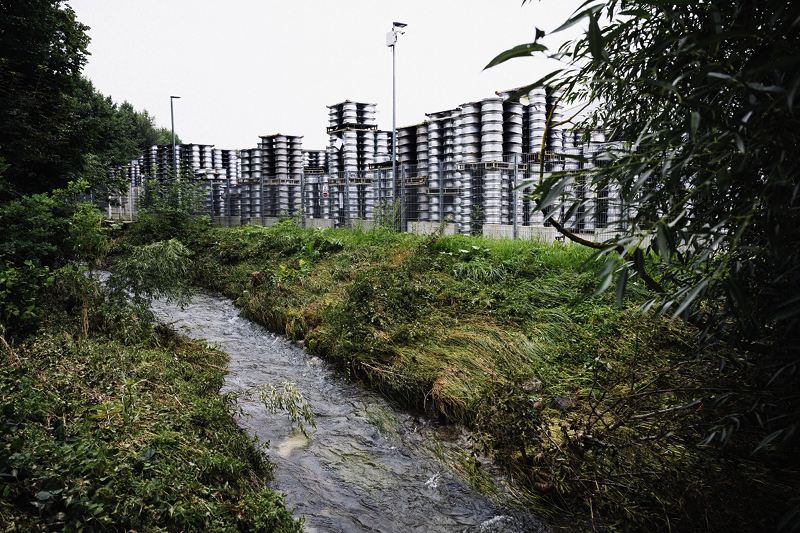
[424,111,447,222]
[375,131,390,166]
[445,109,462,228]
[480,98,503,224]
[546,88,565,158]
[415,121,429,221]
[498,92,524,225]
[528,87,547,154]
[456,103,479,233]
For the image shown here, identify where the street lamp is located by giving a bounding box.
[386,22,406,228]
[170,95,180,178]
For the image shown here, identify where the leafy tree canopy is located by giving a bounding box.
[0,0,90,198]
[489,0,800,447]
[1,1,182,198]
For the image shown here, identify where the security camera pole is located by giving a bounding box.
[387,22,406,230]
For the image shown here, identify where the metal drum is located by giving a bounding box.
[460,101,481,115]
[342,103,358,123]
[481,97,504,113]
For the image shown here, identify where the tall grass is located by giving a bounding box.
[178,221,799,533]
[1,277,303,532]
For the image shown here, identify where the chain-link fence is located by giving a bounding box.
[106,151,635,245]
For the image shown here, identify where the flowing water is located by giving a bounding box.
[152,291,549,533]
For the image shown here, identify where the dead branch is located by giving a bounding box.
[0,332,16,365]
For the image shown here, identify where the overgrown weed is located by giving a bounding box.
[1,242,304,531]
[157,221,798,532]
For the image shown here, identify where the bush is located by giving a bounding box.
[0,330,304,532]
[0,261,54,339]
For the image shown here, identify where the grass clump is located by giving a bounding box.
[146,220,799,532]
[0,272,303,532]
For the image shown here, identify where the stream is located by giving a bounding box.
[152,290,550,533]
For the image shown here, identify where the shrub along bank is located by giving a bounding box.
[174,220,797,532]
[0,267,304,532]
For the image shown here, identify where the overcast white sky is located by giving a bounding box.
[68,0,587,152]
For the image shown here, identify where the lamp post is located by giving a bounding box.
[386,22,406,229]
[170,95,180,178]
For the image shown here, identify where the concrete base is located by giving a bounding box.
[483,224,598,243]
[241,217,281,228]
[306,217,335,230]
[350,219,376,232]
[213,216,241,227]
[410,221,457,236]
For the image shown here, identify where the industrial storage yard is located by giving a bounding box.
[5,0,796,531]
[108,88,617,241]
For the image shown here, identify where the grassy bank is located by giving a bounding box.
[0,270,303,532]
[171,220,797,532]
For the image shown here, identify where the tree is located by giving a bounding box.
[0,0,91,198]
[69,77,182,193]
[0,3,178,199]
[488,0,800,447]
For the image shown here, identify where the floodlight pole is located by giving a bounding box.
[392,42,396,199]
[170,95,180,178]
[387,22,406,230]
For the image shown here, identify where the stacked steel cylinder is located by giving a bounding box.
[481,98,504,225]
[239,147,259,218]
[394,122,429,222]
[499,91,524,227]
[302,150,327,219]
[520,87,563,227]
[252,134,303,219]
[456,102,479,233]
[106,84,613,234]
[527,88,548,156]
[424,111,445,223]
[546,88,565,156]
[106,159,143,219]
[326,101,384,226]
[443,109,461,227]
[134,144,234,217]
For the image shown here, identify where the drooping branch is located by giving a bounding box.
[532,90,665,294]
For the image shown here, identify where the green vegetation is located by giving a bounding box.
[1,317,303,532]
[488,0,800,462]
[0,1,181,200]
[0,193,306,531]
[173,220,798,532]
[3,1,797,530]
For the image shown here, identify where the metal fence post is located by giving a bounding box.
[377,168,382,219]
[345,171,351,229]
[209,179,214,221]
[400,164,406,233]
[301,170,306,229]
[226,175,231,227]
[327,175,332,225]
[513,153,519,240]
[439,160,444,225]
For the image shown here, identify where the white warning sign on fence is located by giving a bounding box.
[322,184,329,198]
